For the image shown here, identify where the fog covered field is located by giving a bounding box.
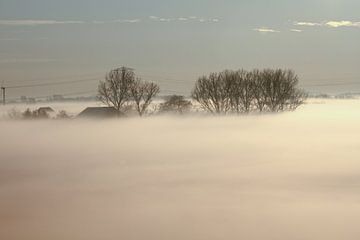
[1,99,360,240]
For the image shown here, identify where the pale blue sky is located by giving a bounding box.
[0,0,359,98]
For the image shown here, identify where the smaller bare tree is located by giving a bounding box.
[192,73,231,114]
[260,69,306,112]
[159,95,192,114]
[98,67,135,112]
[131,79,160,116]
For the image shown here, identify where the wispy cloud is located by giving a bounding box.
[325,20,360,28]
[92,19,141,24]
[294,21,322,27]
[0,20,84,26]
[121,19,141,23]
[159,18,172,22]
[294,20,360,28]
[290,29,303,32]
[0,17,219,27]
[148,16,219,23]
[254,28,280,33]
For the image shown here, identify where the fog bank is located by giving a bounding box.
[1,99,360,240]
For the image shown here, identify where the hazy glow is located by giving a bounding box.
[1,100,360,239]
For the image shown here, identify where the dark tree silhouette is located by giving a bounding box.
[226,70,255,114]
[192,68,306,114]
[131,79,160,116]
[191,72,232,114]
[260,69,306,112]
[98,67,135,112]
[159,95,192,114]
[251,69,267,112]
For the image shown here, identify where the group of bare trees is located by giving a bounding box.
[98,67,160,116]
[192,69,306,114]
[98,67,306,116]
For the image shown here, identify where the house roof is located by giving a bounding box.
[77,107,122,118]
[37,107,55,112]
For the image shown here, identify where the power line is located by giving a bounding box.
[5,77,100,89]
[6,90,97,101]
[6,72,104,85]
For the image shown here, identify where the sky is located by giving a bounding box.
[0,0,359,98]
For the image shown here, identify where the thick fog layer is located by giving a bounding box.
[1,99,360,240]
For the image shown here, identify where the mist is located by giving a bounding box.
[1,99,360,240]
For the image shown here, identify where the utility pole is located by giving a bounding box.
[1,87,5,105]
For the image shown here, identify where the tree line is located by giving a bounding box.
[98,67,306,116]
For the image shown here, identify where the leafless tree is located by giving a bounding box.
[226,70,255,114]
[260,69,306,112]
[251,69,267,112]
[131,79,160,116]
[191,72,232,114]
[98,67,135,112]
[159,95,192,114]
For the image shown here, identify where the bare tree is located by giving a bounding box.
[251,69,267,112]
[260,69,306,112]
[227,70,255,114]
[131,79,160,116]
[98,67,135,112]
[159,95,192,114]
[192,73,232,114]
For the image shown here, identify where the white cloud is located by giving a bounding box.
[197,18,220,23]
[118,19,141,23]
[325,21,360,28]
[290,29,303,32]
[294,21,321,27]
[254,28,280,33]
[0,20,84,26]
[149,16,172,22]
[294,20,360,28]
[148,16,219,23]
[92,20,106,24]
[93,19,141,24]
[159,18,172,22]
